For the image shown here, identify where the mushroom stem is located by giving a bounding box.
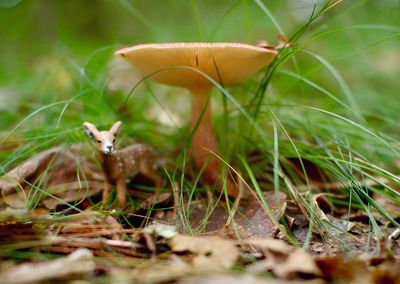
[190,86,220,185]
[189,86,239,196]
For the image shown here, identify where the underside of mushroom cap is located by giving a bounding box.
[115,42,278,88]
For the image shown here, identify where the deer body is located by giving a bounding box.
[83,121,161,205]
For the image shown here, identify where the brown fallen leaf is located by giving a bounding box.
[234,191,287,239]
[172,191,286,238]
[0,145,103,209]
[0,248,95,284]
[140,192,172,209]
[56,211,125,238]
[141,222,178,253]
[370,254,400,284]
[44,235,142,252]
[0,207,47,223]
[245,239,322,279]
[256,34,295,50]
[179,274,325,284]
[315,256,372,283]
[374,192,400,218]
[41,181,104,210]
[143,222,178,239]
[128,260,218,284]
[169,234,239,268]
[0,147,61,207]
[0,207,50,243]
[0,221,38,243]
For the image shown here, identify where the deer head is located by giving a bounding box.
[83,121,122,154]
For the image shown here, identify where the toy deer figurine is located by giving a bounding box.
[83,121,162,205]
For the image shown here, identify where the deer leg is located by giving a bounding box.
[103,179,112,203]
[116,178,127,205]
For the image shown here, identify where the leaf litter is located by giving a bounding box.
[0,146,399,283]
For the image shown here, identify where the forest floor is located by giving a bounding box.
[0,144,399,284]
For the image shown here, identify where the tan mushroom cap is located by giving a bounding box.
[115,42,278,88]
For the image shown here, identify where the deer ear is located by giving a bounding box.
[109,121,122,136]
[83,122,98,138]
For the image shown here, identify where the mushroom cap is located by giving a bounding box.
[115,42,278,88]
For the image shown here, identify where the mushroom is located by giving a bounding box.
[115,42,277,196]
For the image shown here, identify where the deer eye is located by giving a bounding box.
[97,140,101,143]
[112,139,116,143]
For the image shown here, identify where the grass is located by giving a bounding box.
[0,0,400,264]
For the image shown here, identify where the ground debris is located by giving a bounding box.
[142,222,177,239]
[245,239,322,279]
[0,145,103,209]
[179,275,325,284]
[165,191,287,239]
[0,209,399,283]
[315,255,371,283]
[169,234,239,269]
[233,191,287,239]
[0,153,399,284]
[370,254,400,284]
[0,248,95,284]
[0,208,49,242]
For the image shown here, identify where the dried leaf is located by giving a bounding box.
[245,239,321,279]
[140,192,172,209]
[329,218,356,236]
[179,274,325,284]
[374,192,400,218]
[370,255,400,284]
[235,191,287,238]
[45,235,141,251]
[0,248,95,284]
[169,235,239,268]
[54,211,126,240]
[143,222,178,239]
[0,145,103,209]
[0,208,50,242]
[176,191,286,238]
[41,181,104,210]
[315,256,372,283]
[0,147,60,207]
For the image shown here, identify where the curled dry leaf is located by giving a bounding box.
[315,256,372,283]
[0,145,103,209]
[169,234,239,269]
[0,147,60,207]
[234,191,287,239]
[41,181,104,210]
[0,248,95,284]
[128,259,211,284]
[176,191,287,238]
[143,222,178,239]
[55,211,124,239]
[141,223,178,253]
[256,34,295,50]
[245,239,321,279]
[0,207,48,223]
[179,274,326,284]
[44,235,142,253]
[140,192,173,209]
[0,207,53,243]
[374,192,400,218]
[370,254,400,284]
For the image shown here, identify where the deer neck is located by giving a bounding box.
[99,152,116,174]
